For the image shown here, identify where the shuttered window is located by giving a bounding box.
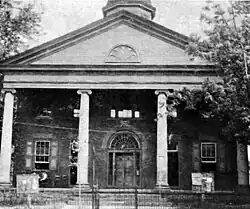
[26,141,33,170]
[49,141,58,170]
[25,140,58,171]
[35,141,50,170]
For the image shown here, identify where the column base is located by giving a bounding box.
[75,183,91,191]
[155,183,170,191]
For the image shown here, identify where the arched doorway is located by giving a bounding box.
[107,131,141,188]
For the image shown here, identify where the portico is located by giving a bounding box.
[0,65,219,188]
[0,0,246,191]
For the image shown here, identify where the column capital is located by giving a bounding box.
[77,89,92,95]
[155,90,171,96]
[1,89,16,95]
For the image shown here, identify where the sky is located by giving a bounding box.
[22,0,229,47]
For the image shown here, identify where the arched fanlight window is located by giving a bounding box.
[109,131,140,150]
[106,44,140,63]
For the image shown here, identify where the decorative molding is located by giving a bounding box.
[32,133,53,139]
[1,88,16,95]
[155,90,171,96]
[77,89,92,95]
[120,120,130,127]
[2,83,206,90]
[106,44,140,63]
[108,130,141,149]
[0,64,218,71]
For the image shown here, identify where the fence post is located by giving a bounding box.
[27,194,32,209]
[200,193,205,208]
[95,185,99,209]
[92,184,99,209]
[92,185,95,209]
[135,187,138,209]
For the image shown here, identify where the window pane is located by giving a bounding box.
[36,142,40,154]
[45,142,50,154]
[201,143,216,163]
[135,111,140,118]
[110,109,116,118]
[35,141,50,163]
[41,142,45,154]
[36,156,41,162]
[202,146,206,157]
[108,153,113,185]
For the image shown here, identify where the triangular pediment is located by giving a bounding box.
[1,10,208,66]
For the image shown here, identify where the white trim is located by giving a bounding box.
[34,140,50,163]
[108,130,141,150]
[167,144,178,152]
[3,82,204,90]
[201,142,217,163]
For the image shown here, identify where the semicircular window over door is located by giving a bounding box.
[110,132,139,150]
[108,131,141,188]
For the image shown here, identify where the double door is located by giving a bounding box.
[115,153,135,187]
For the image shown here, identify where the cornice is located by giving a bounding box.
[0,64,219,75]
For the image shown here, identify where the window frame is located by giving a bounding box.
[201,142,217,163]
[167,142,178,153]
[34,140,50,167]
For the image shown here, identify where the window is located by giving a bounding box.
[110,109,140,118]
[201,143,216,163]
[35,141,50,170]
[134,111,140,118]
[36,108,52,119]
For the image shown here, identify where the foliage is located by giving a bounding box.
[175,1,250,141]
[0,0,41,61]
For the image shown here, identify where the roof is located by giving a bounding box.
[0,10,189,65]
[106,0,152,6]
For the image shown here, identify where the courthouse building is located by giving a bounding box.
[0,0,248,190]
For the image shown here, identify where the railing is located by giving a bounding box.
[0,187,250,209]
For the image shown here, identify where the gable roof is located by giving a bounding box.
[1,10,190,65]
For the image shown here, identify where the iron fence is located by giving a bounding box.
[0,187,250,209]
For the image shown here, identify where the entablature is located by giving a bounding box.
[0,64,222,90]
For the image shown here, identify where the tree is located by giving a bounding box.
[172,1,250,187]
[172,1,250,140]
[0,1,41,173]
[0,0,41,61]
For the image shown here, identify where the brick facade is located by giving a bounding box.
[0,0,242,191]
[10,89,237,190]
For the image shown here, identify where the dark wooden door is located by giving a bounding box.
[115,154,134,187]
[168,152,179,186]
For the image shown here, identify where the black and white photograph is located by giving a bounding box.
[0,0,250,208]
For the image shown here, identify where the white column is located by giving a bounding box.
[155,90,169,188]
[77,89,92,187]
[237,140,249,186]
[0,89,16,186]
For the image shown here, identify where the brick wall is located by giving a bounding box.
[11,89,237,190]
